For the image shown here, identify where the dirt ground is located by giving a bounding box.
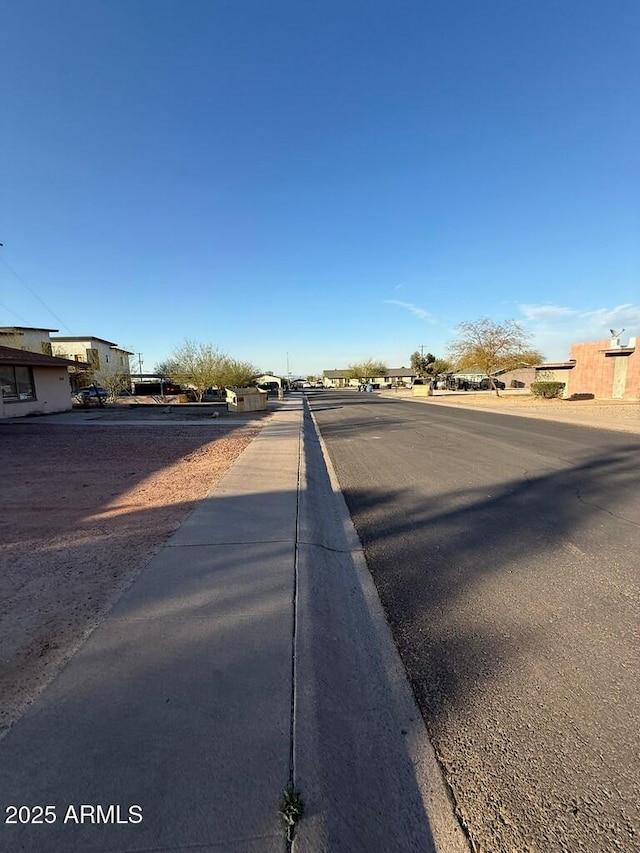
[385,389,640,434]
[0,407,266,729]
[1,393,638,731]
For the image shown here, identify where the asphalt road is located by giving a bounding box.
[307,390,640,853]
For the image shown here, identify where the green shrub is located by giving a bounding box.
[530,381,565,399]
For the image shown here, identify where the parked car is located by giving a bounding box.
[75,385,108,399]
[73,386,108,406]
[480,378,506,391]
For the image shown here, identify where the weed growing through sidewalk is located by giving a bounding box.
[280,782,304,841]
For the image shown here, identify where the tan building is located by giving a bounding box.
[493,367,537,389]
[0,345,85,418]
[323,368,417,388]
[0,326,58,354]
[50,336,132,375]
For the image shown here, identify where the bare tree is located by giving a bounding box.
[449,319,543,395]
[94,364,131,400]
[346,359,388,388]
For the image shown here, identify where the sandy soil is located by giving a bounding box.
[383,389,640,434]
[0,411,265,729]
[1,393,637,730]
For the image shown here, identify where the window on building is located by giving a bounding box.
[0,365,36,402]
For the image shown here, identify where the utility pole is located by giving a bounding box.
[137,353,143,378]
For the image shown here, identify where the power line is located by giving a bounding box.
[0,255,74,333]
[0,300,31,325]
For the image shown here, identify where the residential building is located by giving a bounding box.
[323,367,417,388]
[0,345,86,418]
[0,326,58,355]
[50,336,132,375]
[256,373,284,388]
[565,334,639,400]
[492,367,537,389]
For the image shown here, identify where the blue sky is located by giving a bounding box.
[2,0,638,377]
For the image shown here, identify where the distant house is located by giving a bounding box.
[0,345,87,418]
[493,366,537,389]
[255,373,284,388]
[532,362,575,394]
[323,367,417,388]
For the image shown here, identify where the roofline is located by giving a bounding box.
[0,345,88,368]
[51,335,119,347]
[0,326,59,333]
[535,362,575,369]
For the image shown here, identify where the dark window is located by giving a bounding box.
[0,365,36,402]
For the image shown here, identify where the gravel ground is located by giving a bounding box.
[0,413,265,729]
[380,389,640,434]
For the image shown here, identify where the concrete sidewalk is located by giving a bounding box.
[0,396,467,852]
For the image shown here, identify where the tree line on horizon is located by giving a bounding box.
[346,318,544,395]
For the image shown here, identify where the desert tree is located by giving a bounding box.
[346,359,388,387]
[215,357,260,391]
[428,357,452,378]
[448,319,543,395]
[410,351,435,377]
[158,341,259,401]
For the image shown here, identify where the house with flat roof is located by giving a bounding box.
[565,334,638,399]
[50,336,133,374]
[0,326,58,355]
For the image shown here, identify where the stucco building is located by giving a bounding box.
[0,345,85,418]
[50,336,132,375]
[565,334,639,400]
[323,368,417,388]
[0,326,58,354]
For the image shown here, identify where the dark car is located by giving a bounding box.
[73,385,108,404]
[480,378,506,391]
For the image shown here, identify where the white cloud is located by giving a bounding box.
[384,299,434,322]
[579,304,640,329]
[518,303,577,321]
[516,302,640,361]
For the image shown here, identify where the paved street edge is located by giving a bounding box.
[303,401,470,852]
